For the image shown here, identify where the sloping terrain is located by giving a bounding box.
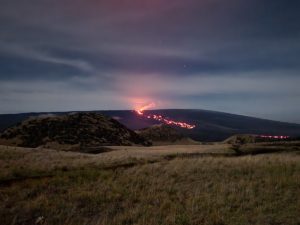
[1,109,300,142]
[0,112,150,150]
[133,109,300,142]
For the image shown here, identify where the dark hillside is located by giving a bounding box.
[1,109,300,142]
[0,112,150,150]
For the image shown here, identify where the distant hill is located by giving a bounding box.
[0,109,300,142]
[136,124,198,145]
[0,112,150,151]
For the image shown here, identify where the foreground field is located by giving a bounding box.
[0,144,300,225]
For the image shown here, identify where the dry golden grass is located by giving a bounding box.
[0,144,234,181]
[0,144,299,225]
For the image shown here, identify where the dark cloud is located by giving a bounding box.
[0,0,299,122]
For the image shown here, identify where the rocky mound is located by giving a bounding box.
[224,134,258,145]
[0,112,151,150]
[136,124,198,145]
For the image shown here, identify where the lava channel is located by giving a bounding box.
[135,105,196,129]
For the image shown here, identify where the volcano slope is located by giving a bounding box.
[1,109,300,142]
[0,143,299,225]
[0,112,150,151]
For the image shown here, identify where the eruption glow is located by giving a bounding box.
[136,102,156,115]
[135,103,196,129]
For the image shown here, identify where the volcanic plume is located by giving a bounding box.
[135,103,196,129]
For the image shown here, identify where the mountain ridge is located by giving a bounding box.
[1,109,300,142]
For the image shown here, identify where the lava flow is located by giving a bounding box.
[135,104,196,129]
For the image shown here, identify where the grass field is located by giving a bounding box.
[0,144,300,225]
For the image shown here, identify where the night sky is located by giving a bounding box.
[0,0,299,123]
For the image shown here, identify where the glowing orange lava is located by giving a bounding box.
[135,103,196,129]
[136,102,156,115]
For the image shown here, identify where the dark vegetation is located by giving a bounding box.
[137,124,184,142]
